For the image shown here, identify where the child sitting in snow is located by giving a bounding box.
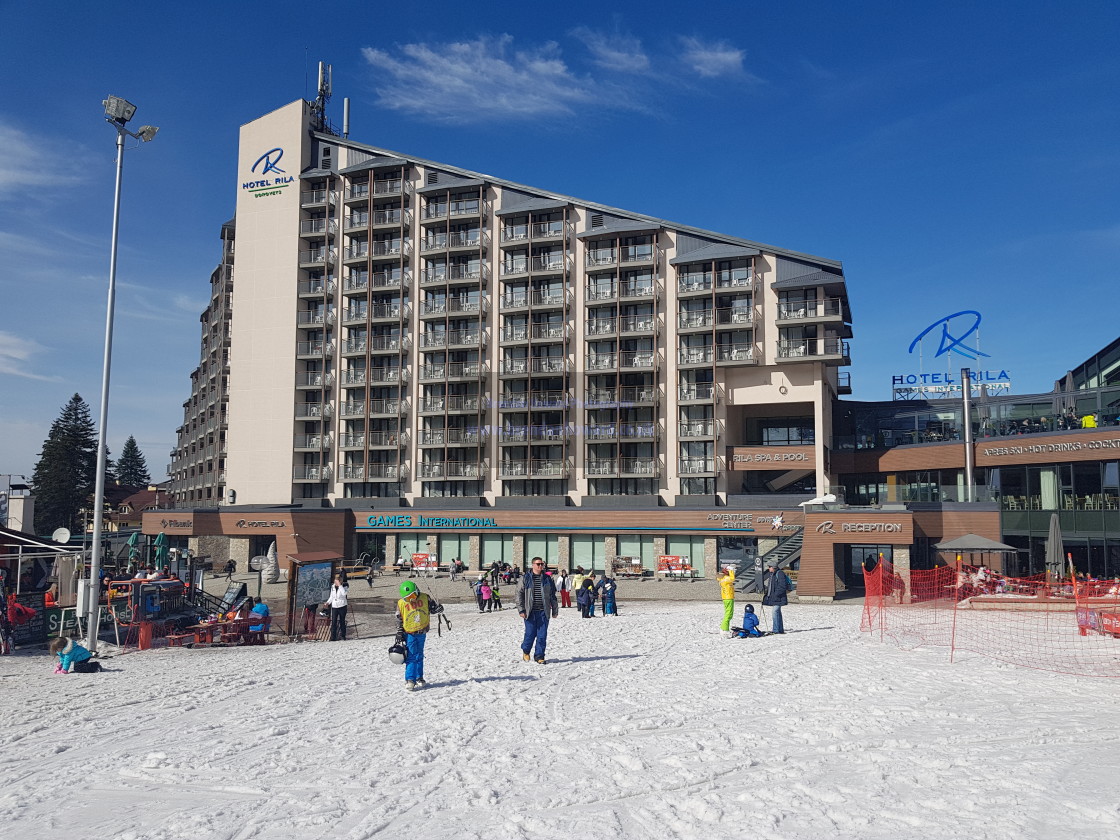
[49,636,104,673]
[733,604,763,638]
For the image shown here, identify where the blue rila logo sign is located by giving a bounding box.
[242,147,294,198]
[908,310,989,361]
[892,310,1010,392]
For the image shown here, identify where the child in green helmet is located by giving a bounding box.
[394,580,444,690]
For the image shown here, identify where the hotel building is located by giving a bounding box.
[158,98,1119,598]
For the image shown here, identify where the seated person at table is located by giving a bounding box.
[249,599,270,632]
[44,583,59,608]
[50,636,103,673]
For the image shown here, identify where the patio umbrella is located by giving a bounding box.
[126,531,140,562]
[153,532,168,568]
[1045,513,1064,581]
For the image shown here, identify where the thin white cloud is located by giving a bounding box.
[679,36,746,78]
[0,331,59,381]
[362,35,601,124]
[0,119,88,199]
[571,27,650,74]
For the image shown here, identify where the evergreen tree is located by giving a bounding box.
[32,394,98,534]
[115,435,151,486]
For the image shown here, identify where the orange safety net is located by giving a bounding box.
[862,561,1120,678]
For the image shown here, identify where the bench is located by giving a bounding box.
[165,633,194,647]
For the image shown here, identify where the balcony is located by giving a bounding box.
[677,275,713,295]
[296,371,332,388]
[298,279,331,297]
[716,270,754,290]
[420,461,484,479]
[619,423,658,440]
[586,283,617,302]
[421,330,482,349]
[501,225,529,243]
[530,254,567,274]
[299,249,334,268]
[499,358,530,376]
[678,310,714,330]
[370,399,407,416]
[293,464,332,481]
[301,189,335,207]
[496,390,568,410]
[715,344,755,364]
[584,387,657,407]
[585,425,618,441]
[501,292,530,309]
[776,298,845,322]
[531,289,567,308]
[531,323,568,341]
[586,354,616,371]
[619,315,656,334]
[299,218,336,237]
[620,457,659,476]
[371,208,409,228]
[295,403,329,419]
[620,246,656,266]
[449,198,485,218]
[679,457,720,475]
[420,361,486,381]
[619,351,656,370]
[501,326,529,343]
[421,298,484,317]
[678,383,718,402]
[294,433,328,450]
[297,310,332,327]
[716,307,754,327]
[585,249,617,268]
[678,420,719,439]
[498,425,568,443]
[619,282,656,300]
[585,319,615,337]
[367,462,406,480]
[419,428,484,446]
[777,338,850,363]
[500,459,570,478]
[532,357,569,374]
[678,347,714,366]
[421,395,484,413]
[373,179,409,197]
[532,221,567,241]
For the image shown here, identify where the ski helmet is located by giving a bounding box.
[399,580,418,599]
[388,642,408,665]
[745,604,755,614]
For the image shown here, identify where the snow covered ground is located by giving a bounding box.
[2,601,1118,840]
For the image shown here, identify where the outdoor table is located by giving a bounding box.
[187,622,229,645]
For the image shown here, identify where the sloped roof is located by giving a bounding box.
[339,156,409,175]
[669,242,761,265]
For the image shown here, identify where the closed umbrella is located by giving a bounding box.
[264,540,280,584]
[153,532,168,568]
[126,531,140,562]
[1045,513,1064,581]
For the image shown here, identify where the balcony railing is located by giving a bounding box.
[532,357,568,373]
[297,371,332,387]
[619,315,656,333]
[678,420,718,438]
[531,323,568,340]
[584,387,657,406]
[499,425,568,442]
[586,249,617,268]
[679,457,719,474]
[300,218,335,235]
[421,362,486,380]
[678,383,717,401]
[777,298,844,320]
[619,423,658,439]
[420,461,484,478]
[496,391,568,409]
[293,465,332,481]
[716,270,754,289]
[421,395,483,412]
[301,189,334,205]
[500,460,570,478]
[420,428,484,445]
[586,354,616,370]
[777,338,850,359]
[294,434,327,449]
[295,403,328,418]
[530,254,566,273]
[678,310,714,329]
[585,319,615,336]
[715,344,754,363]
[678,347,715,365]
[619,351,655,369]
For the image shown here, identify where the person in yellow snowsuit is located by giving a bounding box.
[718,566,736,636]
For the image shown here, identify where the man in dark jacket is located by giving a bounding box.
[762,561,792,634]
[516,557,559,663]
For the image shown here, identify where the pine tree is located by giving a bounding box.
[115,435,151,487]
[32,394,99,534]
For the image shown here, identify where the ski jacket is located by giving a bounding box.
[557,573,571,592]
[326,583,349,608]
[396,593,443,635]
[249,603,270,632]
[516,571,558,617]
[718,569,736,600]
[57,639,93,673]
[762,569,791,606]
[742,611,761,635]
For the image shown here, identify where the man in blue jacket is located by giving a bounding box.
[516,557,559,663]
[762,561,792,634]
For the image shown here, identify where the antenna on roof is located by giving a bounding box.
[312,61,333,132]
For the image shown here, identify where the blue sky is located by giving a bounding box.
[1,1,1117,482]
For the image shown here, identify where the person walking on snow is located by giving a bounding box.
[325,574,349,641]
[762,561,791,634]
[556,569,572,608]
[718,565,736,637]
[395,580,444,690]
[517,556,558,664]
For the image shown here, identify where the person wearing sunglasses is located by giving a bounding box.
[516,557,559,664]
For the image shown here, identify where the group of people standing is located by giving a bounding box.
[717,561,792,637]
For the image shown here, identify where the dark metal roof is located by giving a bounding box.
[771,270,846,290]
[300,166,336,180]
[575,219,661,239]
[339,156,409,175]
[313,126,844,270]
[416,176,486,195]
[496,196,570,217]
[669,242,761,266]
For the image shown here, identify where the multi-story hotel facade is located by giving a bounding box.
[163,98,860,593]
[162,98,1119,598]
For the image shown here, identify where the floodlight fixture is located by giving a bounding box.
[137,125,159,142]
[102,95,136,124]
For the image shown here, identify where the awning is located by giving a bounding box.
[934,534,1018,553]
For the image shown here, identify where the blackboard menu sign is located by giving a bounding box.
[11,591,47,646]
[219,582,247,611]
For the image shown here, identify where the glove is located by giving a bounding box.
[394,631,405,645]
[430,602,445,615]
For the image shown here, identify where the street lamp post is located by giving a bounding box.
[85,97,158,652]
